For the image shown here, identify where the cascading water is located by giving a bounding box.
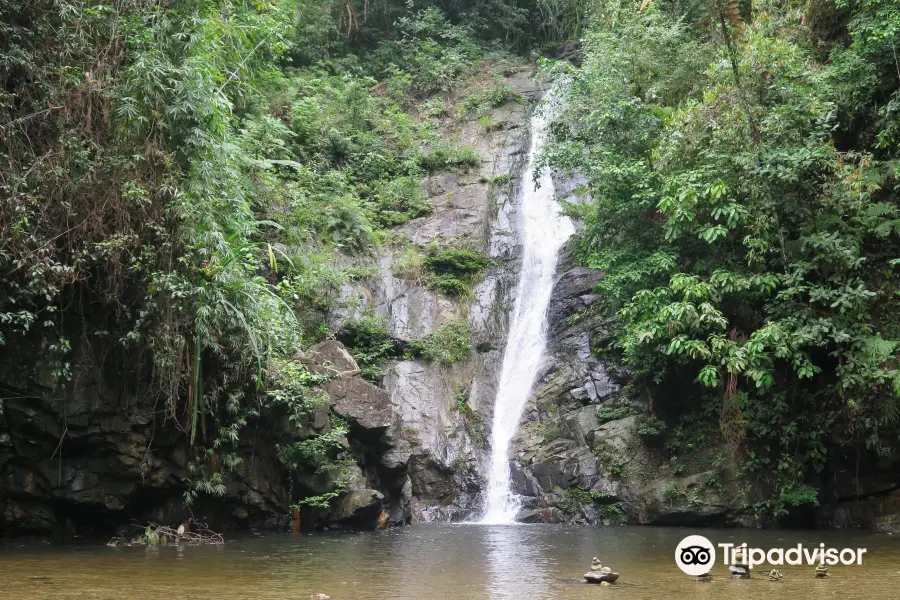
[480,88,574,524]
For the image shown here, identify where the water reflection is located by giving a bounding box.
[483,524,549,599]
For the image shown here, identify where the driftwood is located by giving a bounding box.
[107,521,224,547]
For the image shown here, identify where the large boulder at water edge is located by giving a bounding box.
[331,489,385,525]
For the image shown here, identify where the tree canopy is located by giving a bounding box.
[546,0,900,515]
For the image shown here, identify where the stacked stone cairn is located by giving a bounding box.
[728,555,751,579]
[584,557,620,585]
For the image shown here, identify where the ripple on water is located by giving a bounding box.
[1,525,900,600]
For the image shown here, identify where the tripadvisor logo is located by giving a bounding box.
[675,535,716,576]
[675,535,868,576]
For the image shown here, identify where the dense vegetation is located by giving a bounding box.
[547,0,900,516]
[0,0,582,510]
[5,0,899,525]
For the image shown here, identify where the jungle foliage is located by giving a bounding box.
[0,0,547,510]
[546,0,900,516]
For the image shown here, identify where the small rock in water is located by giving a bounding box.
[815,565,830,578]
[729,564,750,578]
[696,573,712,583]
[768,569,783,582]
[584,571,620,584]
[311,594,331,600]
[590,556,603,571]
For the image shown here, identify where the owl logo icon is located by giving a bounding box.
[675,535,716,576]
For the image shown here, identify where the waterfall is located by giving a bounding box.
[480,88,574,524]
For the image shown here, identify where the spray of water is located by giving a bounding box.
[480,88,574,524]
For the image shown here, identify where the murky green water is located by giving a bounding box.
[2,525,899,599]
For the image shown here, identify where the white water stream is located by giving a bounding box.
[480,89,574,524]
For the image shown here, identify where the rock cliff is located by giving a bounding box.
[0,66,540,534]
[331,67,541,523]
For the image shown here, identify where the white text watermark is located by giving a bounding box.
[675,535,868,576]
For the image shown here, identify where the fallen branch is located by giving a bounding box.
[107,521,224,547]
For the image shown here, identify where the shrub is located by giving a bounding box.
[424,245,491,276]
[635,415,666,441]
[596,403,633,423]
[371,176,431,227]
[481,83,522,107]
[371,8,482,97]
[422,244,491,297]
[598,503,628,524]
[337,313,396,382]
[408,321,473,365]
[392,246,426,284]
[593,441,624,477]
[461,83,523,114]
[417,144,481,172]
[426,274,473,297]
[422,98,448,118]
[394,243,492,298]
[558,487,617,515]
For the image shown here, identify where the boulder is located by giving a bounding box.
[332,489,384,524]
[516,507,567,523]
[593,415,639,452]
[1,499,57,533]
[324,377,392,433]
[305,340,360,375]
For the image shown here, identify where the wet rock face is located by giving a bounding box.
[327,68,539,524]
[0,337,186,535]
[813,446,900,531]
[505,238,750,526]
[0,335,407,535]
[503,239,619,522]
